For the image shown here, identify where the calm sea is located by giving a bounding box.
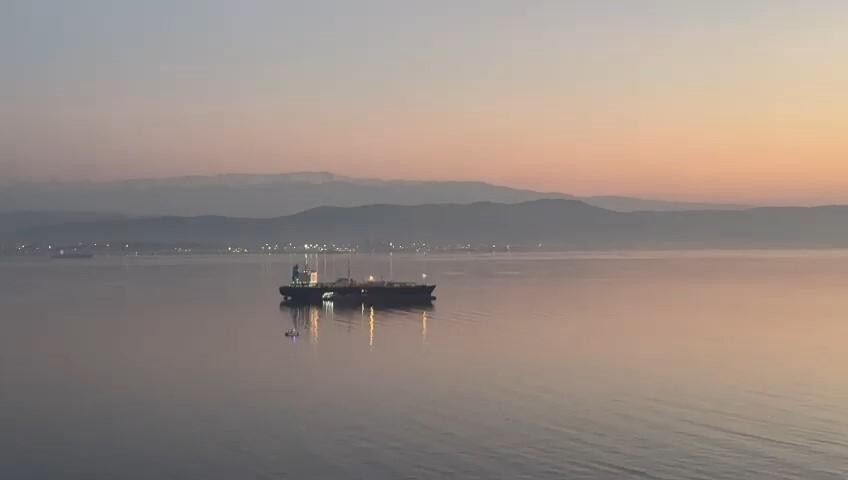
[2,252,847,479]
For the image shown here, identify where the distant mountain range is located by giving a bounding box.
[0,172,748,217]
[0,211,126,237]
[12,199,848,250]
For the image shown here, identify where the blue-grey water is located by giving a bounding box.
[2,252,847,479]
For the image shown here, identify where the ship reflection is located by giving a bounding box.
[369,306,375,349]
[283,302,321,344]
[421,310,428,344]
[279,300,434,346]
[280,298,433,314]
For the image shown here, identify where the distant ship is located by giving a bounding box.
[279,264,435,305]
[51,248,94,259]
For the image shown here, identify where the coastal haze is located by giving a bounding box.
[0,172,749,217]
[4,1,848,479]
[9,199,848,251]
[3,172,845,254]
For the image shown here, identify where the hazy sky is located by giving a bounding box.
[3,1,847,204]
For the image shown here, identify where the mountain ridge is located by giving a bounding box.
[12,199,848,250]
[0,172,749,217]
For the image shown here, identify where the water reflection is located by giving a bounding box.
[310,307,319,344]
[422,310,428,344]
[369,306,375,350]
[281,302,321,344]
[8,254,848,479]
[279,300,434,347]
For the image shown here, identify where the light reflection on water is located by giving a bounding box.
[1,252,848,479]
[282,301,435,351]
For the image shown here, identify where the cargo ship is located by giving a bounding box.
[279,264,435,305]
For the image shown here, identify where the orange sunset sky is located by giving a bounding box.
[2,1,847,204]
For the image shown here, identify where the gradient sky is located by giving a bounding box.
[2,1,847,204]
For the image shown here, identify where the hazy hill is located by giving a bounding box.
[15,199,848,249]
[0,173,747,217]
[0,211,125,237]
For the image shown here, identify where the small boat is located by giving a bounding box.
[284,328,300,337]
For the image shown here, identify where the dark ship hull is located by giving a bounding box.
[280,284,436,305]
